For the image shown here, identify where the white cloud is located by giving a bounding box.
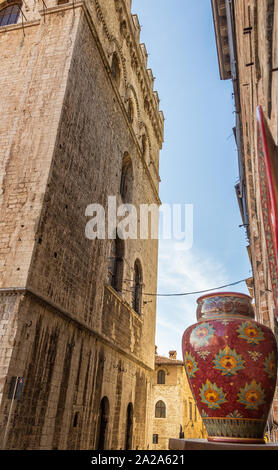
[155,240,230,359]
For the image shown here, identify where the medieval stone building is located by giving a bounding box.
[150,350,206,450]
[0,0,164,449]
[212,0,278,441]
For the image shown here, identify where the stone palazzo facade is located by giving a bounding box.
[212,0,278,441]
[0,0,164,449]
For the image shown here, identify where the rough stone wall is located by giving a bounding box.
[0,0,164,449]
[150,363,206,450]
[0,2,79,289]
[0,292,153,449]
[232,0,278,439]
[26,5,161,368]
[0,294,21,407]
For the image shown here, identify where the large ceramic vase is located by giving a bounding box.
[182,292,278,444]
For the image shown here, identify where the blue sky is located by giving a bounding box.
[132,0,251,358]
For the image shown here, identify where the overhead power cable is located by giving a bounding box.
[122,277,250,298]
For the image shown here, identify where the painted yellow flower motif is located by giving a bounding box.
[213,346,245,376]
[200,379,227,410]
[237,380,265,410]
[184,352,198,378]
[264,351,277,380]
[237,322,265,345]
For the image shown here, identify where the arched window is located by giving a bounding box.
[155,400,166,419]
[120,152,133,203]
[0,4,21,27]
[157,369,165,385]
[132,259,142,314]
[125,403,133,450]
[111,52,121,87]
[96,397,110,450]
[110,235,124,292]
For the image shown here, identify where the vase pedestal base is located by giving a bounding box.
[169,438,278,451]
[207,436,265,445]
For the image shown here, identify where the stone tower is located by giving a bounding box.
[0,0,164,449]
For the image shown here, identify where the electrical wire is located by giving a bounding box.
[122,277,250,297]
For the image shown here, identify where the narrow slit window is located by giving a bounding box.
[132,259,143,314]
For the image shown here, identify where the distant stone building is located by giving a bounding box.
[150,350,206,450]
[0,0,164,449]
[212,0,278,440]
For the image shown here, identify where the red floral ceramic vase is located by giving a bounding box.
[182,292,278,444]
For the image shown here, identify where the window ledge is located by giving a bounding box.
[0,18,40,33]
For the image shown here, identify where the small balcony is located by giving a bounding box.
[101,284,143,360]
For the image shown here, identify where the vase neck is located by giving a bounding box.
[196,293,254,321]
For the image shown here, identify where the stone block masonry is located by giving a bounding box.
[0,0,164,449]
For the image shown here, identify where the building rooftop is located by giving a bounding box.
[155,350,184,366]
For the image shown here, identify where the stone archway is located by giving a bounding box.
[96,396,110,450]
[125,403,133,450]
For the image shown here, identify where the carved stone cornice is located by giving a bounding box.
[113,0,164,145]
[211,0,231,80]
